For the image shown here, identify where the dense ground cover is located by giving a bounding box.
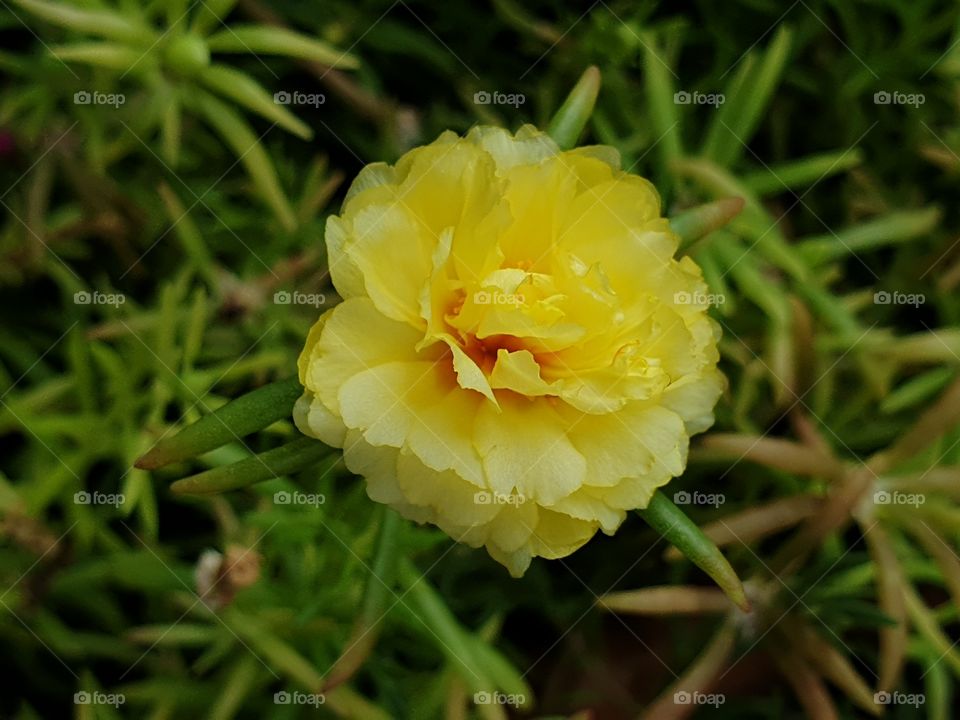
[2,1,960,718]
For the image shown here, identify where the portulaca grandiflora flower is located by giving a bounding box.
[294,124,724,576]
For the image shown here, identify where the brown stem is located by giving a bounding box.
[639,622,736,720]
[864,524,908,693]
[598,586,732,616]
[869,376,960,472]
[664,494,821,561]
[698,433,844,478]
[772,650,840,720]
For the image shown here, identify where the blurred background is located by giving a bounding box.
[2,0,960,718]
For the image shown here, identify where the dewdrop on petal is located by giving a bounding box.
[295,125,724,576]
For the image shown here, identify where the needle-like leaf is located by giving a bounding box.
[637,490,750,612]
[191,89,298,230]
[51,43,149,71]
[546,66,600,150]
[137,377,302,470]
[207,25,359,69]
[170,436,329,495]
[12,0,155,44]
[199,64,313,140]
[671,197,745,250]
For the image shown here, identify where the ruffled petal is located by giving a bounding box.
[297,125,724,577]
[475,395,587,504]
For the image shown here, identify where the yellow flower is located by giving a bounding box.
[294,125,724,576]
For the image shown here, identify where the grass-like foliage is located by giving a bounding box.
[2,1,960,718]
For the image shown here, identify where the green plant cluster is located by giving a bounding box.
[2,1,960,718]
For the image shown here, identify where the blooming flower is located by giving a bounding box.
[295,125,724,576]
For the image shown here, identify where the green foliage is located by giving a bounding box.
[2,0,960,718]
[8,0,357,229]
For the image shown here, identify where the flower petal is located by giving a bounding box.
[475,395,587,503]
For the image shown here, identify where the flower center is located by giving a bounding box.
[461,334,529,374]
